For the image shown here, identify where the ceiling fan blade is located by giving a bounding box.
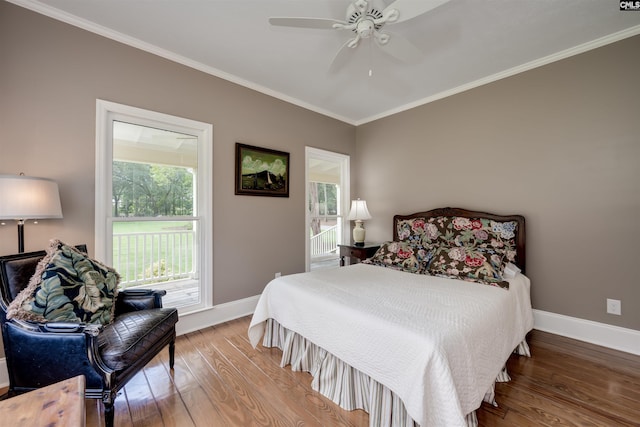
[375,32,422,63]
[269,17,344,30]
[383,0,450,24]
[328,39,358,74]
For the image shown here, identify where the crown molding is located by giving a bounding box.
[6,0,355,125]
[8,1,640,126]
[355,24,640,125]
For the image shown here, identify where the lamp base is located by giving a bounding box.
[352,220,366,246]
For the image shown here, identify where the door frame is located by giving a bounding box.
[305,147,350,271]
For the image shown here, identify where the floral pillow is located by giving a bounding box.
[427,246,510,289]
[396,217,427,243]
[7,240,120,325]
[363,241,432,274]
[395,217,438,255]
[399,216,518,261]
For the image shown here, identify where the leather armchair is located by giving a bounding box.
[0,246,179,427]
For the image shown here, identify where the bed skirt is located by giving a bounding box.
[262,318,530,427]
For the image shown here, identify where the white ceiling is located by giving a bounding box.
[12,0,640,125]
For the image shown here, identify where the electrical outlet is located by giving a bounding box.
[606,298,621,315]
[275,272,281,278]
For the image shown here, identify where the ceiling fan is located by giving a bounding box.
[269,0,450,73]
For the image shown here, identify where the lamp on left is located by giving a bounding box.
[0,174,63,253]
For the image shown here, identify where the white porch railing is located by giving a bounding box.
[310,224,339,258]
[113,230,196,287]
[114,225,335,288]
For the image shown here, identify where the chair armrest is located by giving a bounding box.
[40,322,101,335]
[115,289,167,314]
[2,320,107,390]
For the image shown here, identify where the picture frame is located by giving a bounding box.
[235,143,289,197]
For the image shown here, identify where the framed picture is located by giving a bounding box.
[235,143,289,197]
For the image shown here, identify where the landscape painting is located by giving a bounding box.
[235,143,289,197]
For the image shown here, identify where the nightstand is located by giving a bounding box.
[338,243,381,266]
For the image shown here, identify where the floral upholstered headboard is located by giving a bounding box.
[392,207,526,275]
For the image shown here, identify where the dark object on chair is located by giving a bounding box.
[0,245,178,427]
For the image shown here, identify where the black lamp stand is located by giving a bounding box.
[17,219,25,253]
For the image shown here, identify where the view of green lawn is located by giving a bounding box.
[112,221,195,286]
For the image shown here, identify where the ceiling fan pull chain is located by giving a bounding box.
[368,39,374,77]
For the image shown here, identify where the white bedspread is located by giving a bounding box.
[248,263,533,427]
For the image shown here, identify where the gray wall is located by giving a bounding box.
[356,35,640,330]
[0,2,356,307]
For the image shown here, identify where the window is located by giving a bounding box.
[96,100,212,313]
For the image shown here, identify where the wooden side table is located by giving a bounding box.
[338,243,381,266]
[0,375,86,426]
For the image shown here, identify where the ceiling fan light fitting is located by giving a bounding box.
[382,9,399,24]
[356,20,375,38]
[354,0,369,13]
[347,38,360,49]
[375,32,390,45]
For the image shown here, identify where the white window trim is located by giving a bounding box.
[95,99,213,312]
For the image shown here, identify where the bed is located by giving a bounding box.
[248,207,534,427]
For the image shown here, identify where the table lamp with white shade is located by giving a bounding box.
[347,198,371,247]
[0,174,63,253]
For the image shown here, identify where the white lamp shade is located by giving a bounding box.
[0,175,63,220]
[347,199,371,221]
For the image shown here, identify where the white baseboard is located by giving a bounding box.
[533,309,640,355]
[0,294,261,389]
[175,294,260,336]
[2,304,637,388]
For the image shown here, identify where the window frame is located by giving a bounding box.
[95,99,213,313]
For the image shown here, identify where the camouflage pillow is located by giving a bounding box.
[7,240,120,325]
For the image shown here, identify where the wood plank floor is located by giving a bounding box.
[3,316,639,426]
